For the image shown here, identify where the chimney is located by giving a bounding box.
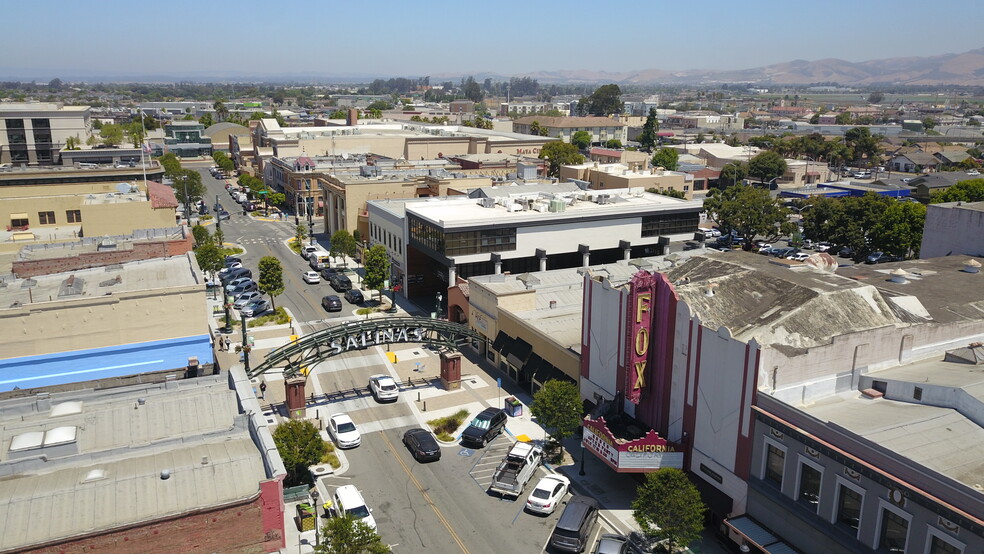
[346,108,358,126]
[549,300,557,309]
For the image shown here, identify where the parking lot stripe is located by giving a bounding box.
[379,431,469,553]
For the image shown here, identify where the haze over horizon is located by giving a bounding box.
[3,0,983,81]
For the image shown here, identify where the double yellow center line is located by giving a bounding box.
[379,431,470,553]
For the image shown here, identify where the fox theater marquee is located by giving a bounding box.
[579,269,685,473]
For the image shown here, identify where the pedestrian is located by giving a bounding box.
[259,381,267,399]
[224,336,231,352]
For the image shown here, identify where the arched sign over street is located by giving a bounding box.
[247,316,482,379]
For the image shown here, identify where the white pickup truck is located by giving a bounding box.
[489,442,543,498]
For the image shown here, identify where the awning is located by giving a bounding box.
[534,362,569,385]
[491,331,507,351]
[505,337,533,368]
[9,213,28,220]
[520,353,542,381]
[806,171,821,176]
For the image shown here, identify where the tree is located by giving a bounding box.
[748,151,787,185]
[867,92,885,104]
[64,134,81,150]
[584,84,623,116]
[194,241,223,298]
[651,148,679,171]
[199,112,214,128]
[172,169,205,207]
[295,223,308,245]
[922,117,938,130]
[258,256,285,309]
[362,245,390,302]
[528,120,549,137]
[366,100,392,111]
[191,224,211,248]
[647,187,686,199]
[844,127,881,166]
[272,419,326,486]
[529,379,582,446]
[930,178,984,203]
[159,153,182,177]
[605,139,623,149]
[126,121,145,148]
[571,130,592,150]
[48,78,63,91]
[330,230,356,265]
[632,468,706,552]
[539,141,584,177]
[703,184,795,247]
[463,76,483,103]
[834,112,853,125]
[720,162,748,187]
[869,201,926,259]
[214,100,229,122]
[315,514,390,554]
[100,123,123,146]
[638,108,661,150]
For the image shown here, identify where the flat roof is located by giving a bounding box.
[799,355,984,491]
[0,376,266,551]
[406,189,702,229]
[1,254,203,309]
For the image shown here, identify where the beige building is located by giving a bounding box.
[513,116,628,145]
[781,159,832,187]
[0,102,93,166]
[1,180,178,249]
[560,161,694,199]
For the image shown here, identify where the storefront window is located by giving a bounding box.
[765,444,784,486]
[798,464,821,510]
[837,485,862,531]
[879,509,908,552]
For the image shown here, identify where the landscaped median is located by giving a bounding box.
[427,408,470,443]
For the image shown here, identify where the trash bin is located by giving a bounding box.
[505,397,523,417]
[296,503,315,531]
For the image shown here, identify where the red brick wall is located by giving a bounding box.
[12,236,194,278]
[24,487,284,554]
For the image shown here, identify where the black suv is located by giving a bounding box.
[329,273,352,292]
[321,295,342,312]
[460,407,507,448]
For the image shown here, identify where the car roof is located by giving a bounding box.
[330,413,353,423]
[371,374,394,382]
[477,407,503,418]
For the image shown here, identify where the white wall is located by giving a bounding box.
[920,203,984,258]
[582,277,626,401]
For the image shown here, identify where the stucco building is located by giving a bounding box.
[512,116,627,145]
[920,201,984,258]
[0,102,92,166]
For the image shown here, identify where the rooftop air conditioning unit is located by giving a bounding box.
[480,197,496,208]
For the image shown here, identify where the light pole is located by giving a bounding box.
[310,488,320,548]
[435,292,443,319]
[579,440,586,476]
[240,312,251,373]
[307,182,315,246]
[215,194,221,232]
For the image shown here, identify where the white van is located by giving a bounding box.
[332,485,376,530]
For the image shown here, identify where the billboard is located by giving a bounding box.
[582,416,683,472]
[625,271,656,404]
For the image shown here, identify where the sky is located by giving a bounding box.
[2,0,983,81]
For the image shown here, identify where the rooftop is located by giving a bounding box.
[799,352,984,492]
[0,254,204,309]
[513,116,624,128]
[0,375,265,551]
[405,186,702,229]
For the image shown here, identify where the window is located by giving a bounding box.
[765,444,785,486]
[38,211,56,225]
[929,533,962,554]
[879,508,908,552]
[913,387,922,401]
[837,485,862,531]
[642,212,700,237]
[66,210,82,223]
[798,463,821,509]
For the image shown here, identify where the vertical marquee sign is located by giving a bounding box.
[625,271,656,404]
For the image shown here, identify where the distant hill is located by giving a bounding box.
[471,47,984,87]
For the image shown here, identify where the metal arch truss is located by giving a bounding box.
[246,316,482,379]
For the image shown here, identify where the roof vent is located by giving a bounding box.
[889,269,908,284]
[704,283,719,297]
[963,259,981,274]
[160,469,171,480]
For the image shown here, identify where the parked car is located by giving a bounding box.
[332,485,376,530]
[302,271,321,284]
[593,534,629,554]
[626,531,661,554]
[402,428,441,462]
[218,262,243,277]
[233,291,263,309]
[321,295,342,312]
[865,251,902,264]
[838,246,855,258]
[814,242,832,253]
[490,442,543,498]
[241,299,270,318]
[329,273,353,292]
[368,374,399,402]
[224,256,241,266]
[224,276,253,290]
[301,245,320,260]
[220,268,252,285]
[460,407,507,448]
[787,252,811,262]
[320,267,338,280]
[550,495,600,553]
[344,289,364,304]
[526,474,571,515]
[328,413,361,448]
[227,281,258,296]
[967,169,980,176]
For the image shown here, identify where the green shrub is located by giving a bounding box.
[427,409,470,437]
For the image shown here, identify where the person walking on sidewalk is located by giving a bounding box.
[224,336,231,352]
[259,381,267,400]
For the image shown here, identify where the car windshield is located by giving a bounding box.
[380,383,396,391]
[469,417,491,430]
[531,487,552,499]
[346,506,370,519]
[337,422,356,433]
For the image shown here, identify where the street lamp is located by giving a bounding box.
[579,440,586,476]
[435,292,443,319]
[240,312,251,373]
[310,488,320,548]
[215,194,221,232]
[223,294,233,334]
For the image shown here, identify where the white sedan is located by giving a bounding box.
[787,252,811,262]
[525,474,571,515]
[302,271,321,284]
[369,374,399,402]
[328,413,361,448]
